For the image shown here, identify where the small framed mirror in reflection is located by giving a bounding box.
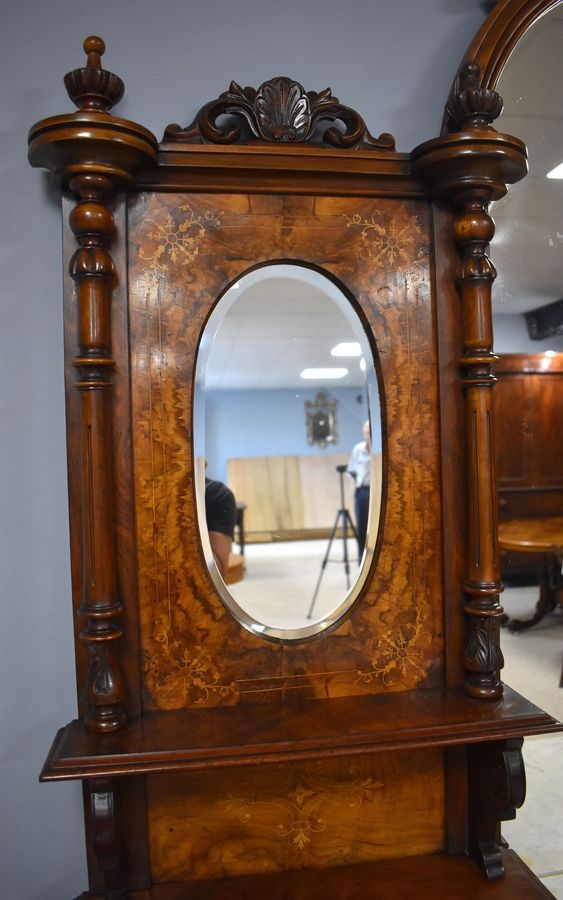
[305,392,338,448]
[194,264,383,641]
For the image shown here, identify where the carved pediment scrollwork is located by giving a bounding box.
[164,76,396,150]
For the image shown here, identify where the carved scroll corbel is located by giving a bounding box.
[84,777,126,897]
[28,37,158,731]
[468,738,526,880]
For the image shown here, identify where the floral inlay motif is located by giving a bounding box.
[144,622,238,706]
[344,210,427,276]
[139,204,221,269]
[356,606,428,687]
[226,764,381,851]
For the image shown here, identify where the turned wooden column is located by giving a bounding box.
[28,37,158,731]
[454,185,504,699]
[69,170,125,731]
[412,62,528,699]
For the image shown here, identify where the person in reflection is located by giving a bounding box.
[347,420,371,557]
[205,477,237,580]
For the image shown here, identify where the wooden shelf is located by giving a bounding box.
[77,850,553,898]
[41,684,561,782]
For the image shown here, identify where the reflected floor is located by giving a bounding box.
[229,538,361,629]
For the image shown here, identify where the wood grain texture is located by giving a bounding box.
[494,354,563,526]
[115,849,556,899]
[146,751,444,882]
[127,192,443,710]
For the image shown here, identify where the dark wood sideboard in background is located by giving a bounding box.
[494,353,563,582]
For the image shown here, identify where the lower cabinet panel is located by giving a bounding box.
[147,749,445,882]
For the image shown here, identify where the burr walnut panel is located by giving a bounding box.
[146,750,445,882]
[127,191,443,711]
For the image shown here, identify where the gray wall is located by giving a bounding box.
[494,312,563,353]
[0,2,492,896]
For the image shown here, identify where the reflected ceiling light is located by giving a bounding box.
[300,367,348,379]
[546,162,563,179]
[544,350,556,357]
[359,357,366,372]
[330,341,362,357]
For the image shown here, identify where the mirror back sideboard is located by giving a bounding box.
[28,6,562,896]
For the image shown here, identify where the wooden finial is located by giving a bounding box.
[446,61,503,132]
[64,35,124,112]
[83,35,106,69]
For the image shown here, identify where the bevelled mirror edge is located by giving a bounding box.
[193,262,384,643]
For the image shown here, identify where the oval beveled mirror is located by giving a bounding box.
[194,264,382,640]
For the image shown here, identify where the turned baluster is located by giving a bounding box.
[454,189,504,699]
[28,36,158,730]
[69,171,126,731]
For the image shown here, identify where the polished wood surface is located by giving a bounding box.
[494,354,563,523]
[413,63,526,701]
[147,752,444,882]
[499,517,563,554]
[499,517,563,632]
[26,9,563,895]
[40,686,560,782]
[80,850,554,899]
[128,191,443,710]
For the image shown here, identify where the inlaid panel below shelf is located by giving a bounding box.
[147,750,444,882]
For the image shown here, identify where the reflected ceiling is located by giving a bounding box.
[492,5,563,315]
[205,266,367,390]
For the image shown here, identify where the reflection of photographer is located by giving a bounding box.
[347,420,371,555]
[205,477,237,579]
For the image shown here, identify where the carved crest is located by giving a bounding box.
[164,76,395,150]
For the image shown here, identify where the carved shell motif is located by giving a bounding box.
[164,76,395,150]
[254,77,310,141]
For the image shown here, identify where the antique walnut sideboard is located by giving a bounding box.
[28,1,562,896]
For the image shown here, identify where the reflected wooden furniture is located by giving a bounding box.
[27,3,563,896]
[499,517,563,632]
[234,502,246,555]
[225,553,244,586]
[227,453,379,541]
[494,354,563,583]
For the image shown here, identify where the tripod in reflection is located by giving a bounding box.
[307,465,358,620]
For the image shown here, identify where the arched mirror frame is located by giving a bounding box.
[449,0,563,95]
[26,9,563,896]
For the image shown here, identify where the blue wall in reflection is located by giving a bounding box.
[204,386,381,484]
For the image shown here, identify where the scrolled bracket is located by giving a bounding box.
[468,738,526,880]
[84,777,126,897]
[164,76,396,150]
